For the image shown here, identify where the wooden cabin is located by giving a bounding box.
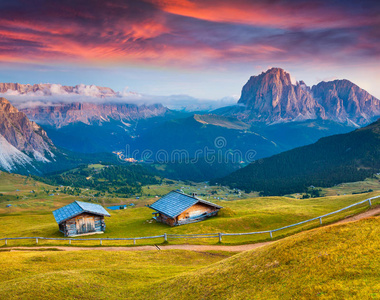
[149,191,222,226]
[53,201,110,237]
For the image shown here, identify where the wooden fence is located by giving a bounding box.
[1,195,379,246]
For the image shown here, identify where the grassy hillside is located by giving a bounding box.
[0,216,378,299]
[0,249,234,299]
[148,157,242,182]
[216,119,380,195]
[322,175,380,197]
[194,114,250,130]
[133,216,380,299]
[1,171,379,246]
[34,164,161,197]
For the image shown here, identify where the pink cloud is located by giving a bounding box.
[0,0,378,69]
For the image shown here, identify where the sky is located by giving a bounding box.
[0,0,379,101]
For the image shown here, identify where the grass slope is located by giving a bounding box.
[1,172,380,247]
[1,174,379,246]
[194,114,250,130]
[35,163,160,196]
[0,249,234,299]
[134,216,380,300]
[322,175,380,197]
[0,216,378,299]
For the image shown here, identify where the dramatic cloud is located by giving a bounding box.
[0,0,379,100]
[150,0,377,29]
[0,0,378,68]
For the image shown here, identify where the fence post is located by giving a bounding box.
[369,199,372,207]
[5,239,7,246]
[164,233,167,242]
[319,217,322,225]
[36,238,38,244]
[69,239,71,245]
[133,238,136,245]
[100,239,102,246]
[269,231,273,239]
[218,233,222,243]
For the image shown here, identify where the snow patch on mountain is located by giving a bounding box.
[32,150,51,163]
[0,135,33,172]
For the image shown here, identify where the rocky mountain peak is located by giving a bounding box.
[311,79,380,125]
[0,97,55,158]
[0,97,9,103]
[0,97,18,114]
[239,68,293,99]
[234,68,380,126]
[237,68,322,123]
[263,67,292,82]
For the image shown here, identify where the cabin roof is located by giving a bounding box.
[53,201,111,224]
[149,190,222,219]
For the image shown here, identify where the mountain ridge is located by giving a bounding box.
[2,69,378,129]
[223,68,380,126]
[0,82,117,97]
[21,102,170,128]
[214,117,380,195]
[311,79,380,125]
[0,82,169,128]
[0,97,56,172]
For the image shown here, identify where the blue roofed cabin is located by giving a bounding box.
[53,201,111,237]
[149,191,222,226]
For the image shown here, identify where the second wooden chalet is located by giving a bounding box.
[149,190,222,226]
[53,201,110,237]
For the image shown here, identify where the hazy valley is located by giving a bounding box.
[2,67,376,183]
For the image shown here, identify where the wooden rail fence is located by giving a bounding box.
[1,195,379,246]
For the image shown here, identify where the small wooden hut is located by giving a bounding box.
[149,191,222,226]
[53,201,110,237]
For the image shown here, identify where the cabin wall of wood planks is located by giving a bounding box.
[157,214,177,226]
[177,203,218,221]
[59,213,106,237]
[156,203,220,226]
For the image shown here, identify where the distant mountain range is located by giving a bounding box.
[215,118,380,195]
[4,68,379,131]
[0,82,124,98]
[1,68,379,181]
[0,97,121,174]
[25,104,186,153]
[219,68,380,126]
[22,102,169,128]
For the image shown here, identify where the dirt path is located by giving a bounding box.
[333,206,380,225]
[8,241,271,253]
[6,206,380,253]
